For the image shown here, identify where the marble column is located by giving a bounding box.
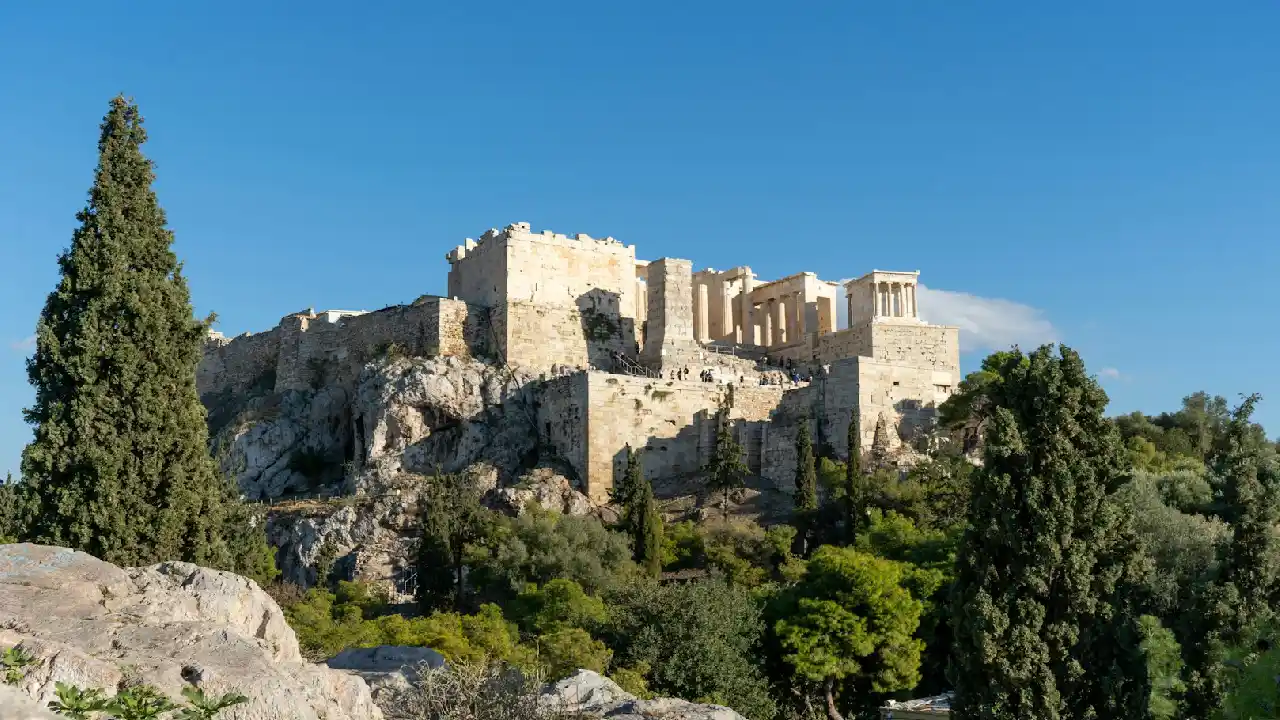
[773,295,783,343]
[794,291,805,336]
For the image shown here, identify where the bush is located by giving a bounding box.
[468,507,636,602]
[602,578,777,720]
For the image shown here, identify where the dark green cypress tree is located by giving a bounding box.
[19,96,262,572]
[949,345,1150,720]
[634,472,664,578]
[793,417,817,556]
[844,408,861,544]
[706,408,748,519]
[615,445,643,534]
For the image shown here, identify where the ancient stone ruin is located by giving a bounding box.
[199,222,959,507]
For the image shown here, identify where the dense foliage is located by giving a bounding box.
[11,96,273,581]
[949,345,1150,719]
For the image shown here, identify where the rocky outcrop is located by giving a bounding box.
[326,645,446,708]
[245,355,601,590]
[0,544,381,720]
[0,684,60,720]
[541,671,747,720]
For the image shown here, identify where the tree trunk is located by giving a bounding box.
[824,677,844,720]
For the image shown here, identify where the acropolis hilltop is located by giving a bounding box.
[199,222,960,501]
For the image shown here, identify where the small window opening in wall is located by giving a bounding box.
[892,381,900,386]
[544,422,551,437]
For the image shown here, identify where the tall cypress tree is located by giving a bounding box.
[633,474,664,578]
[619,448,663,576]
[949,345,1150,719]
[793,417,817,555]
[20,96,260,571]
[706,408,748,519]
[843,408,861,544]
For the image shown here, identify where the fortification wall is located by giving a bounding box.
[447,231,508,308]
[754,355,953,486]
[537,373,591,484]
[553,373,787,501]
[494,301,638,374]
[815,325,873,365]
[198,298,492,403]
[869,322,959,372]
[447,223,639,316]
[198,327,282,402]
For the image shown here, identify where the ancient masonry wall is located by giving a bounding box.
[493,301,638,374]
[447,223,642,373]
[757,356,958,484]
[640,258,699,369]
[536,373,591,484]
[198,298,491,403]
[538,371,786,502]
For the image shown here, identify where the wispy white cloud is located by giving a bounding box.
[8,336,35,353]
[836,282,1058,355]
[1098,367,1123,380]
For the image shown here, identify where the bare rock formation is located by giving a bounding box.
[0,684,60,720]
[541,670,747,720]
[0,544,382,720]
[239,354,599,591]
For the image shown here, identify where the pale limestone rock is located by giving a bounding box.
[491,465,594,516]
[0,544,381,720]
[0,684,60,720]
[541,670,747,720]
[326,645,445,707]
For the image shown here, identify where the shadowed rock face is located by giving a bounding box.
[0,544,382,720]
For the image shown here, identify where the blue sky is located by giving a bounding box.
[1,2,1278,478]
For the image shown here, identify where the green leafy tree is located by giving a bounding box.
[1218,633,1280,720]
[1138,615,1185,720]
[0,473,21,544]
[949,345,1151,720]
[706,409,748,519]
[774,546,925,720]
[416,472,491,611]
[793,418,818,556]
[468,506,635,603]
[18,96,259,571]
[1177,395,1279,719]
[510,578,609,635]
[843,410,861,544]
[603,579,776,720]
[936,349,1026,433]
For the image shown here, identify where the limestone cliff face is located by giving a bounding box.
[0,544,382,720]
[206,353,597,591]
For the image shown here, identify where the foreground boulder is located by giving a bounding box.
[0,544,381,720]
[541,670,747,720]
